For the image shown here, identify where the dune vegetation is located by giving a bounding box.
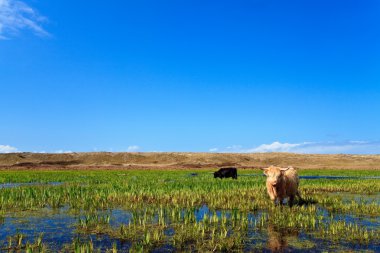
[1,152,380,170]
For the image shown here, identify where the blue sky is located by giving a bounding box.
[0,0,379,154]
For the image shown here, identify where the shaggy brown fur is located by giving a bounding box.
[263,165,301,206]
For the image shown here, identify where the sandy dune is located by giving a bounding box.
[0,152,379,170]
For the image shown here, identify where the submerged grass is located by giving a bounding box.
[0,169,379,251]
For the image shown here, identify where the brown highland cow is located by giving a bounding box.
[263,165,302,206]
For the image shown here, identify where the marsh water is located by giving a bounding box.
[0,193,378,252]
[0,171,379,252]
[0,182,63,189]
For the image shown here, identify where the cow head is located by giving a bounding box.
[262,166,289,186]
[214,171,220,178]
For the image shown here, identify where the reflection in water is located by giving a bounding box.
[267,225,298,252]
[267,225,287,252]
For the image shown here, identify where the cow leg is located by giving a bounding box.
[296,191,303,204]
[288,195,295,207]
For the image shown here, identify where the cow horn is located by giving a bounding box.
[280,167,290,171]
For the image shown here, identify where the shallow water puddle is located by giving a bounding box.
[0,208,76,251]
[326,192,380,204]
[0,203,378,252]
[0,182,63,188]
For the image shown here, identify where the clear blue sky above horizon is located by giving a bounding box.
[1,0,379,154]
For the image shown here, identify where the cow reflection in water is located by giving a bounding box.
[267,225,298,252]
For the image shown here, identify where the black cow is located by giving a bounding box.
[214,167,238,179]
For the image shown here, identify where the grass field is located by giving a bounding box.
[0,169,379,252]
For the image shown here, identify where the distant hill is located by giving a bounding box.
[0,152,379,170]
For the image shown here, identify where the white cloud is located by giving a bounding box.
[0,0,48,39]
[0,144,18,153]
[127,145,140,152]
[225,145,244,152]
[251,141,303,152]
[210,141,380,154]
[285,141,380,154]
[54,150,73,154]
[209,145,245,153]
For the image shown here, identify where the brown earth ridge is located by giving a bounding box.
[0,152,379,170]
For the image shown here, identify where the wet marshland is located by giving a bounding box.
[0,170,379,252]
